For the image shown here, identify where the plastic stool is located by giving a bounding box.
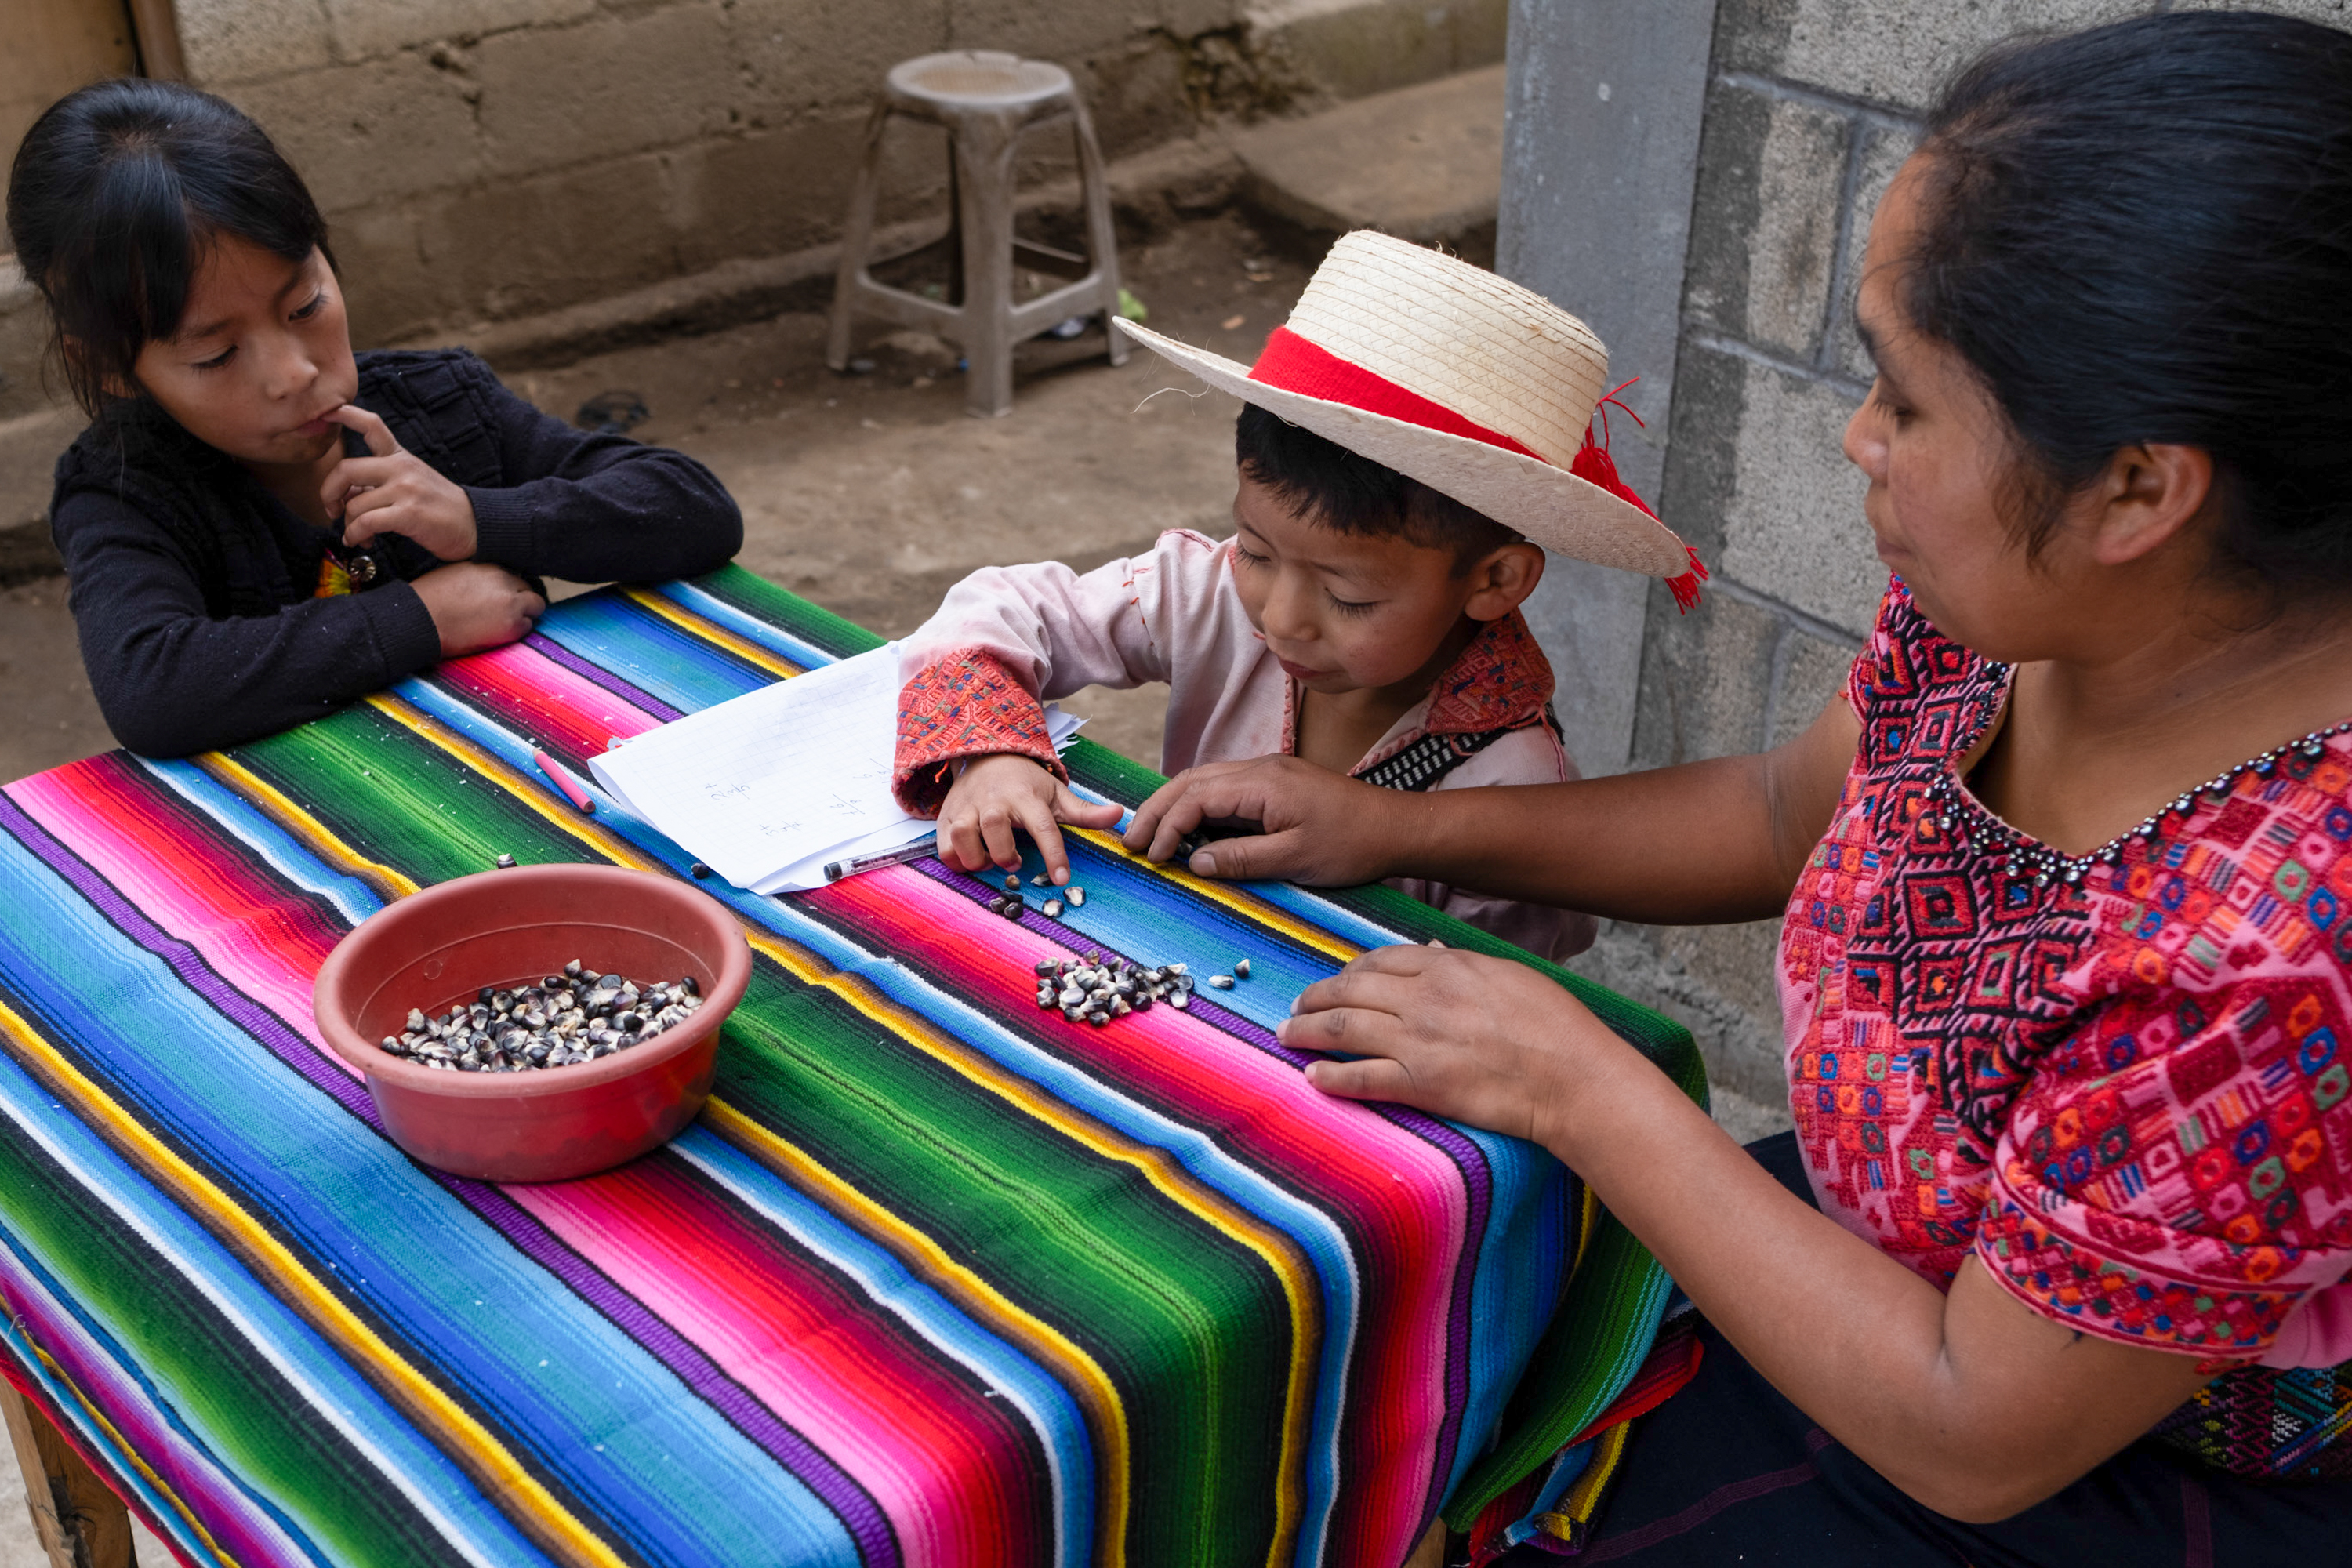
[826,50,1128,418]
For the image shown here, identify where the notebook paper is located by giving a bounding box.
[589,644,1082,892]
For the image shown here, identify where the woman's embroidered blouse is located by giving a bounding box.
[1779,581,2352,1478]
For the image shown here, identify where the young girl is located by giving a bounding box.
[7,79,742,758]
[1134,12,2352,1562]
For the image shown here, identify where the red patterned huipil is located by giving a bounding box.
[1780,580,2352,1479]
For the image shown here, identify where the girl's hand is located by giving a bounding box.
[412,563,544,657]
[321,405,479,561]
[938,753,1124,883]
[1279,945,1631,1151]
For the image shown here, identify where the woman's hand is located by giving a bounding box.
[412,563,544,657]
[322,405,479,561]
[938,753,1125,882]
[1289,956,2217,1526]
[1123,755,1410,884]
[1278,945,1632,1147]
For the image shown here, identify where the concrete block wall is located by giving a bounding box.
[147,0,1505,351]
[0,0,1501,532]
[166,0,1231,348]
[1514,0,2351,1109]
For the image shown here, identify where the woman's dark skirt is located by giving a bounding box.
[1496,1132,2352,1567]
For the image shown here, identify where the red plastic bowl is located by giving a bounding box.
[313,864,752,1182]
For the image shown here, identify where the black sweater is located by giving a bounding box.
[49,350,742,757]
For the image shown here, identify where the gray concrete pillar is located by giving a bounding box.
[1497,0,1718,776]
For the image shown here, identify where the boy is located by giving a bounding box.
[891,231,1702,961]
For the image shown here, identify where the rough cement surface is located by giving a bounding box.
[1244,0,1508,102]
[1682,85,1850,363]
[1710,355,1882,638]
[1563,921,1792,1127]
[1830,122,1919,383]
[145,0,1508,361]
[1231,63,1505,251]
[1715,0,2149,111]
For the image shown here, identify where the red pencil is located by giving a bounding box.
[532,749,595,814]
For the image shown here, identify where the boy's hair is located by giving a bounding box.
[5,78,332,419]
[1234,402,1523,573]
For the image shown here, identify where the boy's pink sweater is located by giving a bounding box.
[891,528,1596,962]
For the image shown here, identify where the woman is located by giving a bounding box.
[1124,12,2352,1561]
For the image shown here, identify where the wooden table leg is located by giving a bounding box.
[1403,1517,1447,1568]
[1,1383,132,1568]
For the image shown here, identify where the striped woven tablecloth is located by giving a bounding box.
[0,567,1701,1568]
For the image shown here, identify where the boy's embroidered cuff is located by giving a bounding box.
[894,647,1066,815]
[465,486,535,567]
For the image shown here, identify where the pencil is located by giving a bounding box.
[532,750,595,814]
[823,836,938,882]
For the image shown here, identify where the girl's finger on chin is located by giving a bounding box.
[325,403,401,456]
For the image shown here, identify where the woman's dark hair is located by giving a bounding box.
[1905,11,2352,596]
[5,78,331,418]
[1235,401,1521,572]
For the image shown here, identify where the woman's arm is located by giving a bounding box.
[1283,946,2217,1522]
[1125,692,1862,926]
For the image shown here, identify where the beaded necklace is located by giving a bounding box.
[1921,661,2352,889]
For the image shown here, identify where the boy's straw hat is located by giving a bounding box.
[1116,230,1705,604]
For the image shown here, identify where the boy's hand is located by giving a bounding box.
[321,405,480,561]
[412,563,544,657]
[939,753,1125,883]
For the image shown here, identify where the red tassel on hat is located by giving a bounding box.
[1666,546,1710,613]
[1570,388,1708,612]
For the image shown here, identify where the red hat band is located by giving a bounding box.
[1247,326,1544,463]
[1244,324,1673,533]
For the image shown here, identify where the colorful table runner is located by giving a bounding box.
[0,568,1703,1567]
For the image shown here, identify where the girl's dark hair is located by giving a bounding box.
[5,78,332,419]
[1234,401,1520,572]
[1905,11,2352,596]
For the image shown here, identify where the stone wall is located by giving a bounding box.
[160,0,1505,350]
[1508,0,2352,1109]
